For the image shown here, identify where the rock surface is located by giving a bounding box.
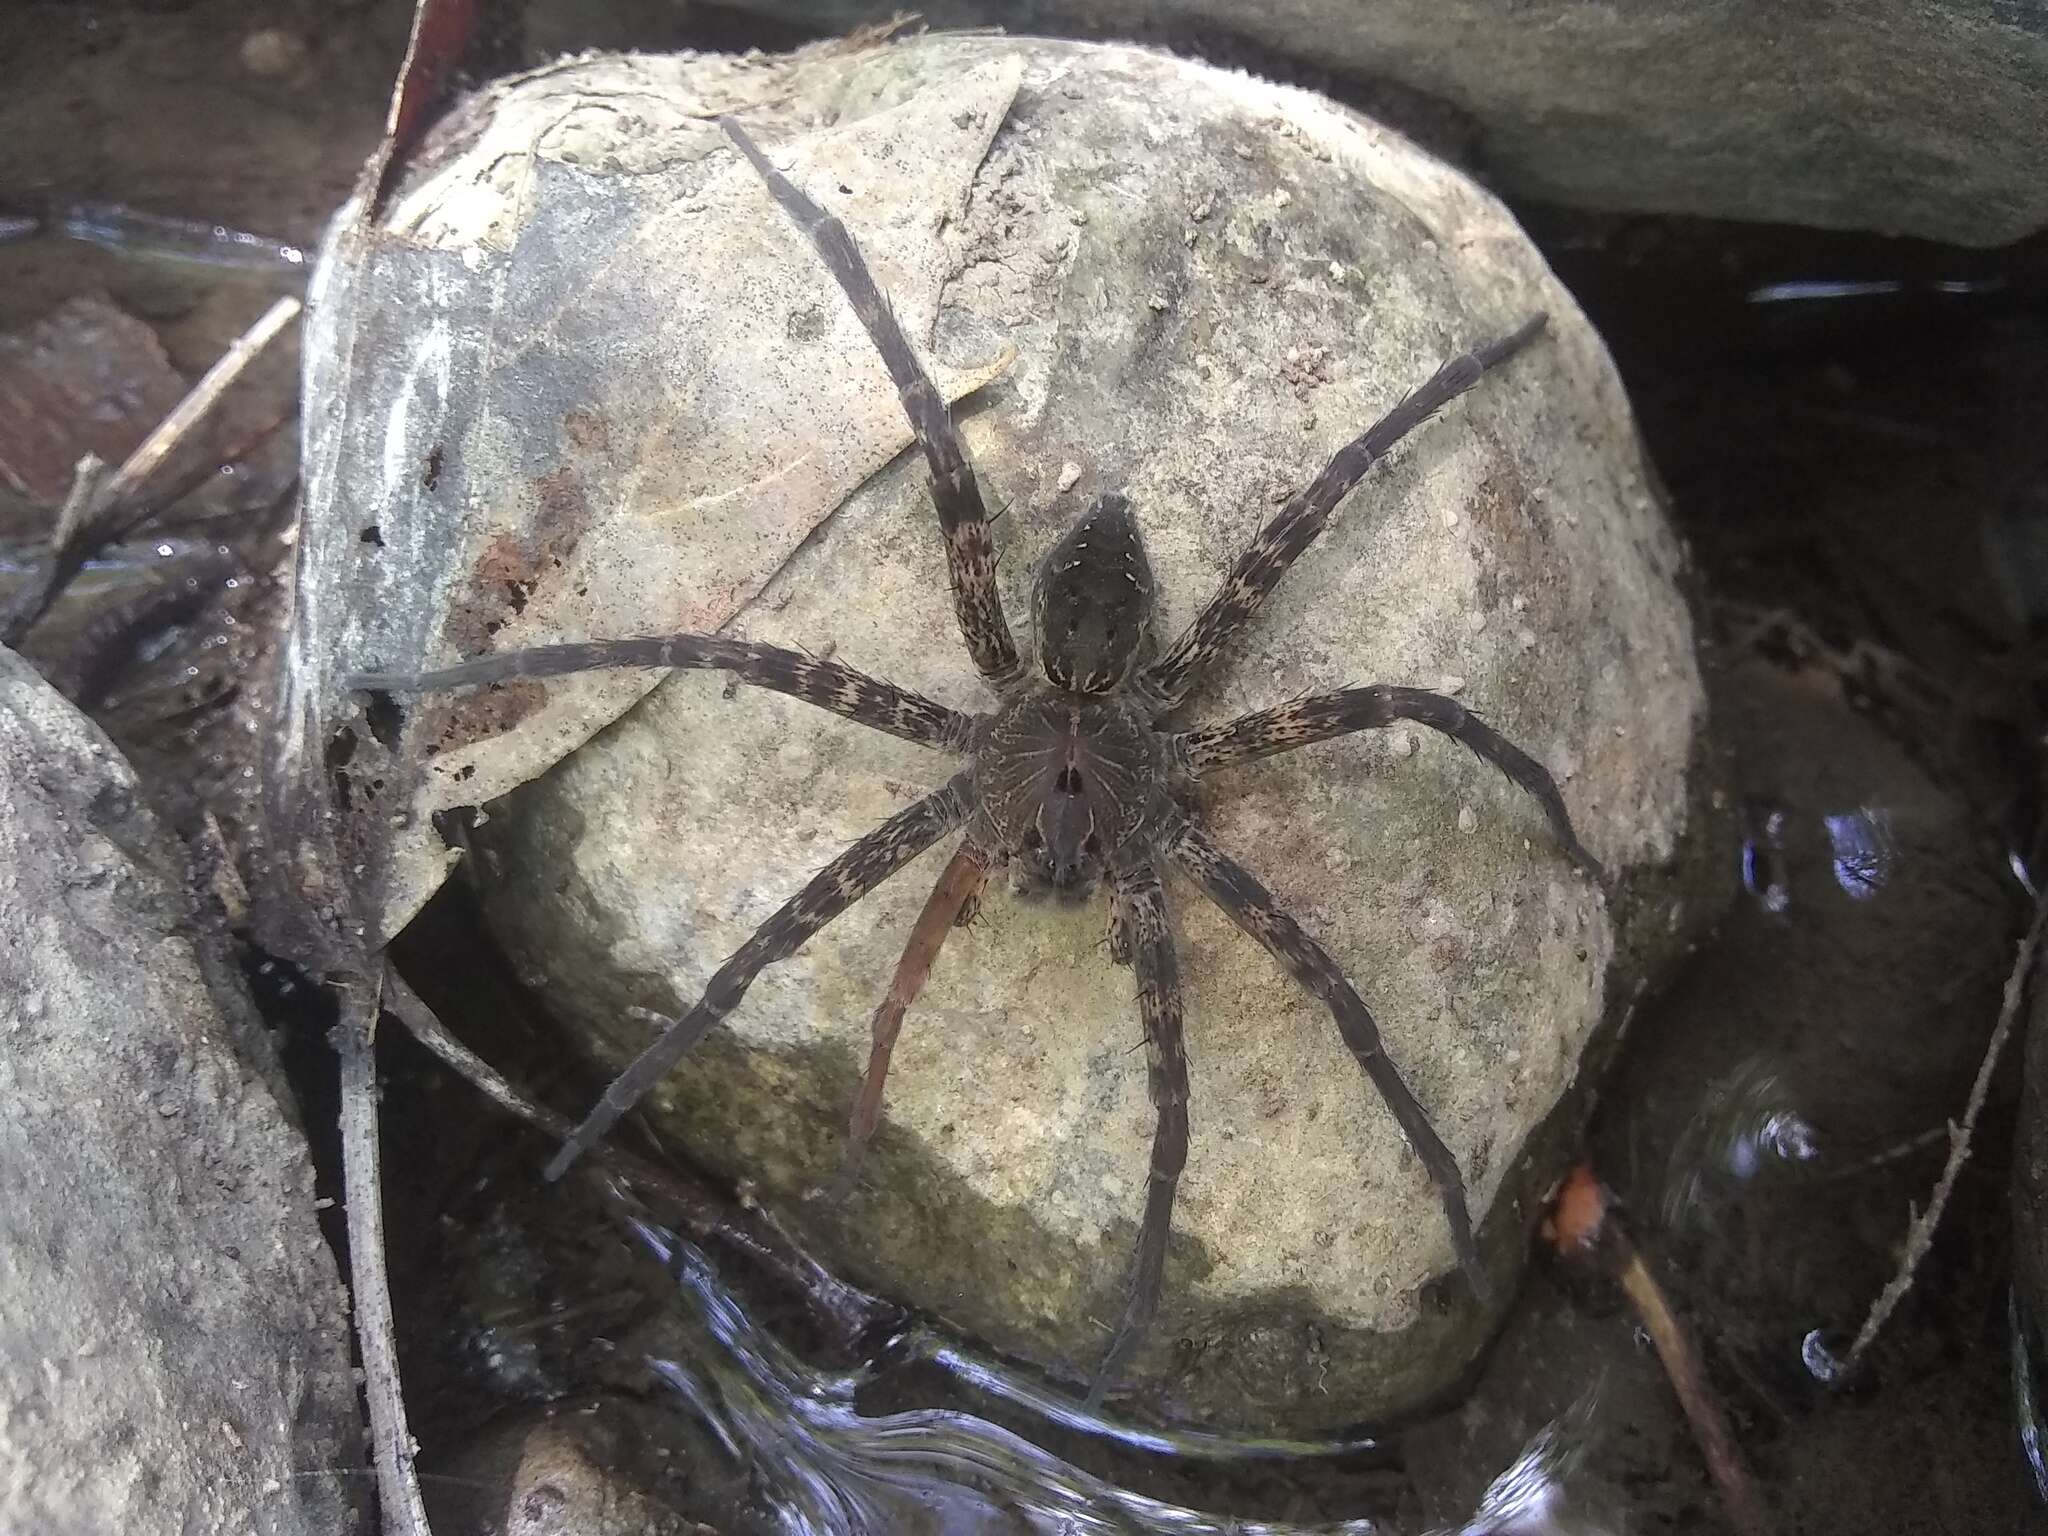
[728,0,2048,247]
[316,36,1712,1426]
[0,649,362,1531]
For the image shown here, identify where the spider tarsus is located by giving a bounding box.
[1475,310,1548,369]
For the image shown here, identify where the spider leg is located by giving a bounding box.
[831,839,993,1201]
[721,117,1025,689]
[345,634,975,752]
[1143,317,1547,710]
[1150,808,1485,1297]
[1087,858,1189,1406]
[1176,685,1602,879]
[543,770,975,1181]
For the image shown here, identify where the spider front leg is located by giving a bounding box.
[1151,809,1485,1296]
[722,117,1026,690]
[831,839,994,1202]
[1089,859,1190,1406]
[1144,317,1547,710]
[1176,684,1603,879]
[543,771,975,1181]
[344,633,976,752]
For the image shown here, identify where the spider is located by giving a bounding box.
[349,115,1603,1401]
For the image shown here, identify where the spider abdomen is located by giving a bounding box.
[976,691,1163,888]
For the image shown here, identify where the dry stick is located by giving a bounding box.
[832,842,988,1200]
[334,973,434,1536]
[1548,1165,1774,1536]
[1614,1234,1775,1536]
[101,293,303,512]
[0,456,105,641]
[378,964,893,1353]
[1837,897,2048,1374]
[0,293,301,643]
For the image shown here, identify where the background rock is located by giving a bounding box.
[0,648,362,1533]
[317,34,1714,1427]
[699,0,2048,247]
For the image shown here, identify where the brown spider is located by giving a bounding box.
[349,116,1603,1401]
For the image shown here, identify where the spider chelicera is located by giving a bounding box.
[349,115,1603,1401]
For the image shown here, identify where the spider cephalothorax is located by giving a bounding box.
[349,115,1602,1401]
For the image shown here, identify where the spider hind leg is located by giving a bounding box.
[1155,810,1487,1298]
[1088,859,1190,1404]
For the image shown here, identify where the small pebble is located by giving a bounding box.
[1512,593,1528,612]
[1148,294,1170,312]
[1441,507,1460,529]
[1457,805,1479,834]
[1056,461,1081,493]
[1516,627,1538,651]
[1468,611,1488,632]
[240,28,307,76]
[1396,730,1419,757]
[1440,674,1466,695]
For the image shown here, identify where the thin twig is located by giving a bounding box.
[335,973,433,1536]
[100,293,302,514]
[0,456,104,640]
[1837,897,2048,1373]
[379,963,894,1353]
[1548,1165,1775,1536]
[0,294,300,644]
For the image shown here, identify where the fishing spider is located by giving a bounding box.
[350,116,1602,1400]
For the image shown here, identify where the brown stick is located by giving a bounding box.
[1548,1165,1774,1536]
[1614,1235,1774,1536]
[1835,897,2048,1374]
[831,840,990,1200]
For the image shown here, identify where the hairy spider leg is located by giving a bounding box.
[344,633,976,753]
[1087,859,1190,1406]
[542,772,976,1181]
[1146,315,1549,710]
[831,839,994,1202]
[1177,684,1604,879]
[1153,809,1487,1297]
[721,116,1025,689]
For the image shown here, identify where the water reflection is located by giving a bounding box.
[1741,801,1901,911]
[1435,1407,1616,1536]
[629,1215,1611,1535]
[1661,1059,1821,1232]
[1822,808,1893,901]
[1739,802,1791,914]
[2012,1287,2048,1503]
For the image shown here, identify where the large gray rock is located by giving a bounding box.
[315,35,1712,1427]
[721,0,2048,247]
[0,649,362,1533]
